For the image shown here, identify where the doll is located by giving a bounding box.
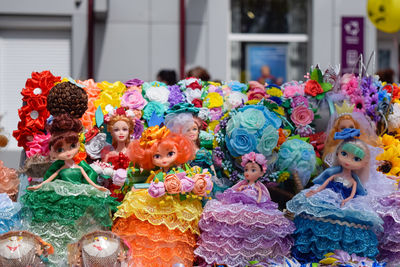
[194,152,295,266]
[322,100,379,167]
[287,128,383,262]
[112,126,205,267]
[0,231,53,267]
[22,82,118,265]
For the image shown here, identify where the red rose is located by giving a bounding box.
[304,80,323,96]
[187,81,202,90]
[192,99,203,107]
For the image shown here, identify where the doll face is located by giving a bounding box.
[185,122,199,142]
[337,147,366,171]
[153,145,178,168]
[112,120,130,143]
[82,235,119,257]
[0,236,34,259]
[51,140,79,161]
[244,162,264,182]
[338,119,356,131]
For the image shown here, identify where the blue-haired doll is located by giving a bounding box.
[286,128,383,263]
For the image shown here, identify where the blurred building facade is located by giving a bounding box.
[0,0,396,167]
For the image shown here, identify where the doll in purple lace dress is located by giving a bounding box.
[194,152,295,266]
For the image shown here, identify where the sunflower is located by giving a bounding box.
[376,147,400,176]
[381,134,400,148]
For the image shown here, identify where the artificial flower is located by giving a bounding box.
[239,108,267,134]
[291,95,309,108]
[192,98,203,107]
[304,80,323,96]
[277,128,287,146]
[25,133,50,157]
[204,92,223,108]
[283,81,304,98]
[144,84,170,104]
[228,81,248,92]
[168,85,185,108]
[121,90,147,110]
[22,70,61,101]
[376,146,400,176]
[85,133,107,159]
[351,95,366,113]
[79,79,101,129]
[295,125,314,137]
[340,73,360,96]
[225,91,248,110]
[274,106,285,116]
[247,87,268,101]
[192,173,209,196]
[239,105,282,129]
[291,106,314,126]
[73,151,87,164]
[148,180,166,198]
[124,78,144,89]
[180,176,195,193]
[380,134,399,148]
[266,86,283,97]
[142,101,165,121]
[256,125,279,157]
[209,107,223,121]
[95,81,126,113]
[185,88,203,103]
[225,128,257,157]
[164,174,182,194]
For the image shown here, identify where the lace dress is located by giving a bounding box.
[194,181,295,266]
[21,160,118,264]
[286,166,383,263]
[0,193,21,234]
[112,170,203,267]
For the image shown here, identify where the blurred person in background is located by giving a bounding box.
[376,68,394,84]
[157,69,177,85]
[186,66,211,81]
[258,65,277,85]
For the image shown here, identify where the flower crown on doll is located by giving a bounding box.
[139,126,170,148]
[104,107,135,122]
[241,152,268,173]
[334,100,355,117]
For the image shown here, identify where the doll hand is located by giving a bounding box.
[95,185,109,192]
[305,190,318,198]
[28,184,43,191]
[341,198,350,207]
[35,244,43,256]
[117,251,126,262]
[236,185,245,192]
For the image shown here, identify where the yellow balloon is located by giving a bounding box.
[367,0,400,33]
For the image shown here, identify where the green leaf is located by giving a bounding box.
[310,68,319,81]
[282,99,291,108]
[314,114,321,119]
[320,82,333,92]
[316,93,326,100]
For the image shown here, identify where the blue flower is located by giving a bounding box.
[268,96,282,105]
[239,105,282,129]
[333,128,360,140]
[378,89,391,102]
[228,81,248,92]
[225,128,257,157]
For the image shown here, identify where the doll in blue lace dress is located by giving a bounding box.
[286,128,383,262]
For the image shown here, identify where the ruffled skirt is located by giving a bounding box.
[373,191,400,264]
[21,180,118,265]
[287,185,382,262]
[194,189,295,266]
[112,189,203,267]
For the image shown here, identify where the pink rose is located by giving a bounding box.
[148,181,166,198]
[164,174,182,194]
[209,107,222,121]
[121,90,147,110]
[180,176,195,193]
[291,95,309,108]
[247,87,268,100]
[113,168,127,187]
[192,174,208,196]
[283,83,304,98]
[291,106,314,126]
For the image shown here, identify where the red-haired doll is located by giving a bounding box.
[112,126,203,267]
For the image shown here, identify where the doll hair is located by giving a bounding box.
[334,138,371,184]
[164,112,204,147]
[47,81,88,119]
[128,128,195,170]
[107,114,135,147]
[48,114,82,151]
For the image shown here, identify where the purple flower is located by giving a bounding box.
[132,119,144,139]
[295,125,314,137]
[148,181,166,198]
[121,90,147,110]
[291,95,309,108]
[168,85,185,108]
[210,107,223,120]
[180,176,195,193]
[124,78,144,88]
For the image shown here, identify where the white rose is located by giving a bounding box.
[90,163,103,174]
[145,86,170,104]
[224,91,248,110]
[85,133,107,159]
[389,102,400,131]
[198,107,210,121]
[103,167,115,177]
[185,89,203,103]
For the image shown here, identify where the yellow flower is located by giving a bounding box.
[274,106,285,116]
[207,120,220,132]
[277,171,290,183]
[266,87,283,97]
[204,92,223,108]
[381,134,399,148]
[94,81,127,113]
[79,133,85,152]
[245,99,262,105]
[376,147,400,176]
[208,81,221,86]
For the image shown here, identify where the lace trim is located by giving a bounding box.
[37,179,110,197]
[299,214,371,230]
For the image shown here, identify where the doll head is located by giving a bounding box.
[164,112,203,147]
[241,152,267,182]
[128,126,195,170]
[48,114,82,161]
[107,114,134,147]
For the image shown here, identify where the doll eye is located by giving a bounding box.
[354,157,361,162]
[123,127,128,131]
[167,151,175,157]
[71,143,77,149]
[153,154,161,159]
[57,147,64,153]
[252,168,257,172]
[341,151,347,156]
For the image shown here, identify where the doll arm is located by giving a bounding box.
[256,184,262,203]
[78,166,109,192]
[28,165,66,190]
[305,175,336,197]
[341,180,357,207]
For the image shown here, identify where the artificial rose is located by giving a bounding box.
[291,106,314,126]
[168,85,185,108]
[145,86,170,104]
[180,176,195,193]
[304,80,323,96]
[192,173,208,196]
[225,91,248,110]
[247,87,268,101]
[256,125,279,157]
[121,90,147,110]
[185,88,203,103]
[204,92,223,108]
[228,81,247,92]
[226,112,242,136]
[142,101,165,120]
[225,128,257,157]
[192,99,203,107]
[209,107,223,121]
[148,180,166,198]
[187,80,202,90]
[164,174,182,194]
[85,133,107,159]
[198,107,210,121]
[25,133,50,157]
[240,108,266,134]
[283,82,304,98]
[124,78,144,88]
[113,168,127,187]
[0,161,19,197]
[291,95,309,108]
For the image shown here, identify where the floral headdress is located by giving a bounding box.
[139,125,170,148]
[241,152,267,173]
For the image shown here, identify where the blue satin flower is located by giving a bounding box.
[333,128,360,140]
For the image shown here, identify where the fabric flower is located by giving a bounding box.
[247,87,268,101]
[168,85,185,108]
[241,152,268,172]
[341,74,361,97]
[388,102,400,132]
[239,105,282,130]
[290,95,309,108]
[192,173,208,196]
[95,81,126,113]
[124,78,144,88]
[228,81,248,92]
[204,92,223,108]
[85,133,107,159]
[0,161,19,197]
[266,87,283,97]
[113,168,127,187]
[304,80,323,96]
[133,118,144,139]
[291,106,314,126]
[164,174,182,194]
[185,88,203,103]
[198,107,210,121]
[283,82,304,98]
[351,96,366,113]
[148,180,166,198]
[25,133,50,157]
[295,125,314,137]
[145,85,170,104]
[22,70,61,101]
[143,101,165,121]
[121,90,147,110]
[225,128,257,157]
[192,98,203,107]
[240,108,267,134]
[256,125,279,157]
[226,112,242,136]
[180,176,195,193]
[225,91,248,110]
[209,107,223,121]
[186,79,202,90]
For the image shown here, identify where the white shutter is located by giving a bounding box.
[0,29,71,168]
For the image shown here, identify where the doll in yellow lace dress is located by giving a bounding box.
[112,126,205,266]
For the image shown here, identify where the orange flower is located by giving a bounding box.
[164,174,181,194]
[192,174,208,196]
[277,128,287,146]
[73,151,87,164]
